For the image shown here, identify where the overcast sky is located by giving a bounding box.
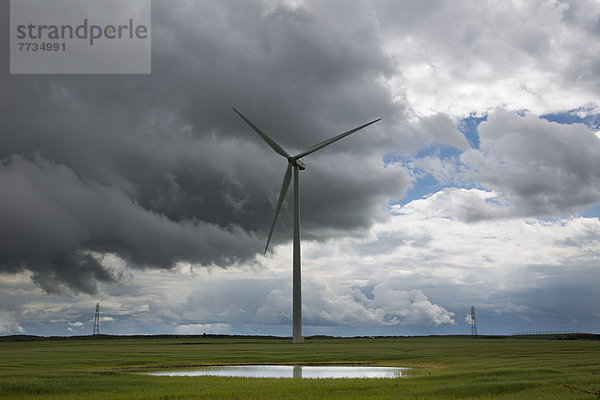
[1,0,599,337]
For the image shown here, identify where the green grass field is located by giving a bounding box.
[1,335,599,399]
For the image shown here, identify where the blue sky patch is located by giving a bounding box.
[541,107,600,130]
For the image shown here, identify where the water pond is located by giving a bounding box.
[144,365,408,379]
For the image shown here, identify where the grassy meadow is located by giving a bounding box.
[0,335,599,399]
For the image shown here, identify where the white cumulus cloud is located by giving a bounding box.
[461,110,600,216]
[0,311,25,334]
[380,0,600,116]
[259,278,455,327]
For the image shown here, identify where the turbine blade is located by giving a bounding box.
[265,164,292,254]
[292,118,380,160]
[233,108,290,158]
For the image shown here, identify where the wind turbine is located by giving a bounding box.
[233,108,380,343]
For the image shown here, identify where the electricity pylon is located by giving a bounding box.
[93,303,100,335]
[470,306,478,336]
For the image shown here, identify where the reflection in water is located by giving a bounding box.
[145,365,407,379]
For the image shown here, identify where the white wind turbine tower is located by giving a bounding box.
[233,108,380,343]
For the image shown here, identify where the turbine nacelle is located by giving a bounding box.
[290,158,307,170]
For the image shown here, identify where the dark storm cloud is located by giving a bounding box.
[0,0,410,293]
[0,154,260,294]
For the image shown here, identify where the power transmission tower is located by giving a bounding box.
[470,306,478,336]
[93,303,100,335]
